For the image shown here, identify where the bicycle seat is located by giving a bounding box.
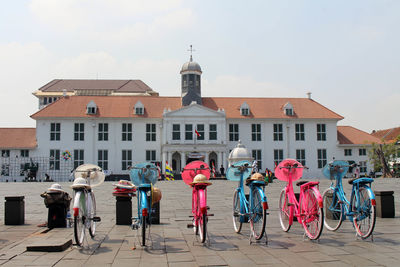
[348,177,374,185]
[245,179,265,186]
[348,178,357,185]
[296,180,309,186]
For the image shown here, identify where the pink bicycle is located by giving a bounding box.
[182,161,212,243]
[275,159,324,240]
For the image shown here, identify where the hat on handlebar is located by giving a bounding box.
[249,172,264,181]
[190,174,212,185]
[151,186,162,203]
[71,177,90,189]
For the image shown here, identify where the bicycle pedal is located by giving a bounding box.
[189,215,194,218]
[207,213,214,216]
[288,203,294,206]
[207,206,210,210]
[93,217,101,222]
[187,223,194,228]
[131,224,139,230]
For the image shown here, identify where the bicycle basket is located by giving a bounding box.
[73,164,105,187]
[129,162,158,186]
[226,160,252,181]
[181,161,210,186]
[275,159,303,182]
[322,160,348,180]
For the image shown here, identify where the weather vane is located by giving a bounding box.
[187,45,195,61]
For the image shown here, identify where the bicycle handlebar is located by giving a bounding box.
[182,165,210,172]
[75,167,102,173]
[279,164,309,170]
[128,165,157,171]
[328,163,357,168]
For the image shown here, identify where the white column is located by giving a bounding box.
[162,151,167,172]
[180,151,186,172]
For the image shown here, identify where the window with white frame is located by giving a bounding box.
[74,150,84,169]
[283,102,294,116]
[20,150,29,158]
[317,124,326,141]
[98,150,108,170]
[229,124,239,141]
[344,149,352,156]
[196,124,205,140]
[172,124,180,140]
[2,150,10,157]
[295,124,305,141]
[252,150,262,170]
[274,149,283,166]
[146,150,156,162]
[317,149,327,168]
[134,101,144,115]
[50,123,61,141]
[122,150,132,170]
[359,161,367,173]
[252,124,261,141]
[86,100,97,114]
[122,123,132,141]
[98,123,109,141]
[209,124,217,140]
[146,123,156,141]
[185,124,193,140]
[50,149,60,170]
[240,102,250,116]
[74,123,84,141]
[296,149,306,166]
[359,148,367,156]
[273,124,283,141]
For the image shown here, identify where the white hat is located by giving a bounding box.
[47,183,64,193]
[71,177,90,189]
[190,174,212,185]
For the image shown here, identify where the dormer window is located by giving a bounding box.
[240,102,250,116]
[86,100,97,115]
[283,102,294,116]
[134,101,144,115]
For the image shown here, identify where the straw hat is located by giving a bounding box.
[71,177,90,189]
[190,174,212,185]
[113,180,135,189]
[249,173,264,182]
[152,187,162,204]
[47,183,64,193]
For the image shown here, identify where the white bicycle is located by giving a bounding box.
[71,164,105,246]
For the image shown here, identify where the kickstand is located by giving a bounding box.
[249,231,268,246]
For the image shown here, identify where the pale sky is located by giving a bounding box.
[0,0,399,133]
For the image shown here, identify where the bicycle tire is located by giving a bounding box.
[322,188,343,231]
[74,192,85,246]
[351,186,376,239]
[233,190,242,233]
[301,188,323,240]
[141,215,147,246]
[278,189,292,232]
[89,192,96,238]
[250,188,266,240]
[199,213,207,243]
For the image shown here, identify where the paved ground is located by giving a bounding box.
[0,177,399,266]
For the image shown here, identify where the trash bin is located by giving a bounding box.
[5,196,25,225]
[374,191,395,218]
[151,201,160,224]
[116,196,132,225]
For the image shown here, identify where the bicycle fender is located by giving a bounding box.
[362,185,376,204]
[198,188,207,213]
[139,190,148,214]
[254,186,268,209]
[73,191,83,217]
[310,186,324,208]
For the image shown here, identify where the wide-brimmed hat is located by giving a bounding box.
[113,180,135,189]
[190,174,212,185]
[47,183,64,193]
[71,177,90,189]
[152,187,162,204]
[249,173,264,181]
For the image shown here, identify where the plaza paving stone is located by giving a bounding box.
[0,177,399,266]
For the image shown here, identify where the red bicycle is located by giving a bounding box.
[182,161,212,243]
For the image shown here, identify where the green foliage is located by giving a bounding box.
[368,135,400,177]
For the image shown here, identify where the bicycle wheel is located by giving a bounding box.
[278,189,292,232]
[198,213,207,243]
[250,188,266,240]
[140,215,147,246]
[74,192,86,246]
[351,186,376,239]
[88,192,96,238]
[232,190,242,233]
[322,188,343,231]
[300,188,323,240]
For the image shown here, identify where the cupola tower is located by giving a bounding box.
[180,45,202,106]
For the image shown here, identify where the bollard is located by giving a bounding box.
[5,196,25,225]
[116,196,132,225]
[151,201,160,224]
[374,191,395,218]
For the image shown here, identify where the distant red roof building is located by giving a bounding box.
[0,128,37,149]
[371,127,400,143]
[337,126,381,145]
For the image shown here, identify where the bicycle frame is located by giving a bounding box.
[73,188,93,219]
[136,184,152,225]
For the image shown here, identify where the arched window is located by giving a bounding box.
[240,102,250,116]
[86,100,97,115]
[134,101,144,115]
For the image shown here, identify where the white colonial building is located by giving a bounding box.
[0,57,381,181]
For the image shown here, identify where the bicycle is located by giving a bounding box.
[71,164,105,246]
[129,162,158,246]
[182,161,212,243]
[322,160,376,239]
[226,160,268,244]
[276,159,324,240]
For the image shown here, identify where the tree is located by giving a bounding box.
[368,136,400,178]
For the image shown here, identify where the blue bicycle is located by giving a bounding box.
[322,160,376,239]
[129,162,158,246]
[227,160,268,242]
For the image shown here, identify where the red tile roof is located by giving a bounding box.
[371,127,400,143]
[0,128,37,149]
[337,126,381,145]
[37,79,156,93]
[31,96,344,120]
